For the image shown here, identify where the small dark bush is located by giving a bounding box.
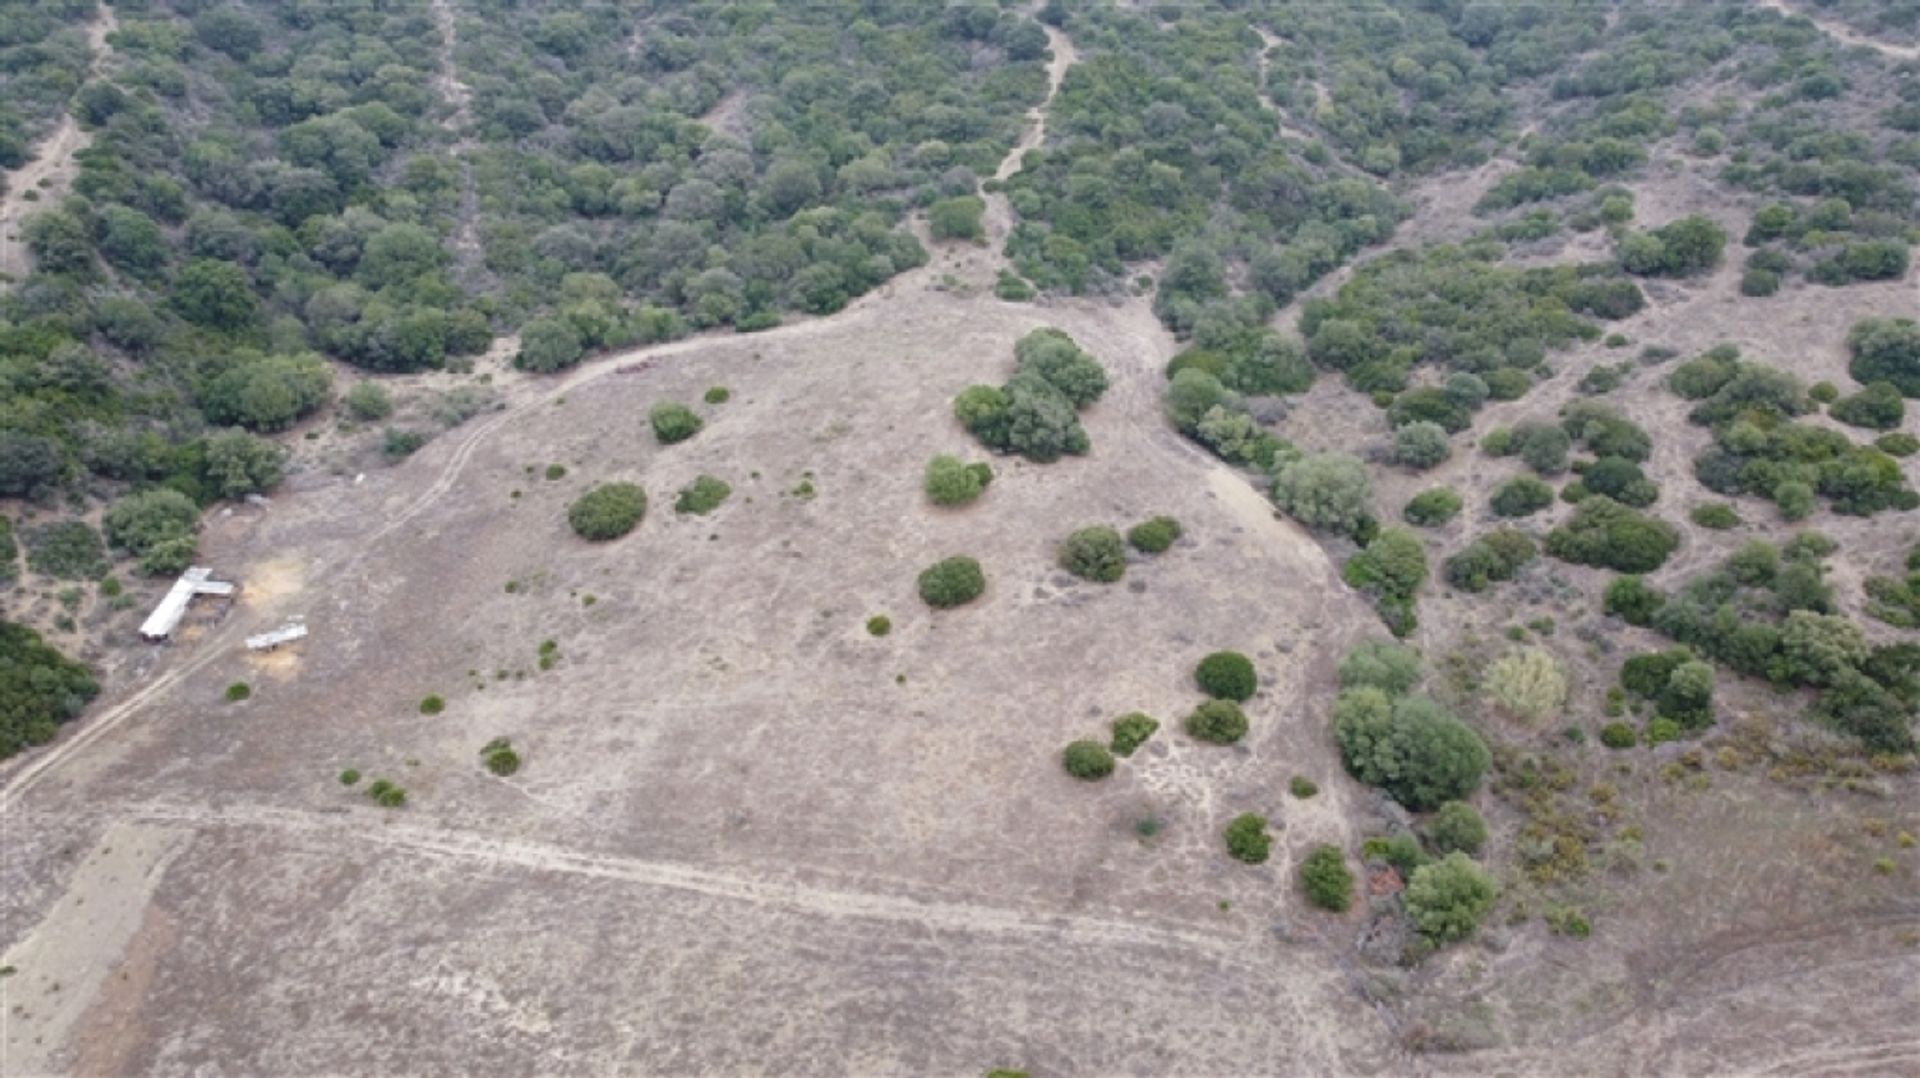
[866,615,891,637]
[338,769,361,785]
[1185,699,1249,744]
[1404,488,1463,527]
[367,779,407,808]
[1062,739,1116,780]
[674,475,732,515]
[1599,721,1637,749]
[569,482,648,540]
[1223,812,1272,864]
[1110,712,1159,756]
[704,386,731,404]
[650,401,703,444]
[225,681,251,702]
[1690,503,1740,529]
[1195,651,1257,701]
[419,694,445,715]
[1059,526,1127,583]
[545,464,567,481]
[1127,516,1182,553]
[1290,775,1319,798]
[1425,801,1487,856]
[481,737,521,776]
[1299,844,1354,911]
[1491,476,1554,517]
[918,556,986,608]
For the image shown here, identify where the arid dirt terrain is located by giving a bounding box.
[4,3,1920,1075]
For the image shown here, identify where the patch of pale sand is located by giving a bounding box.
[245,647,303,680]
[239,556,304,610]
[0,822,184,1076]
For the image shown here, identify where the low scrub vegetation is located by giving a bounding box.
[1059,526,1127,583]
[918,556,986,609]
[1223,813,1272,864]
[569,483,648,540]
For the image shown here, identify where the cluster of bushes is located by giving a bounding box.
[1847,318,1920,397]
[1616,647,1716,743]
[1126,516,1181,554]
[1544,497,1679,572]
[1677,345,1916,519]
[1611,535,1915,751]
[1271,452,1371,538]
[1343,527,1427,637]
[1300,243,1643,400]
[1743,199,1913,290]
[0,621,99,758]
[1163,366,1293,469]
[1332,642,1490,811]
[1444,530,1536,594]
[1864,540,1920,629]
[102,489,200,576]
[1618,214,1726,277]
[480,737,521,777]
[955,329,1105,462]
[1298,845,1354,912]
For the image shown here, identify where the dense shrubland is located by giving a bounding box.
[955,328,1105,462]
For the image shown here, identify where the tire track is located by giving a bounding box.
[0,4,117,281]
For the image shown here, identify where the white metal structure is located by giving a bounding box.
[246,619,308,652]
[138,567,236,643]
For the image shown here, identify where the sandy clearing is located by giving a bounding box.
[0,821,183,1076]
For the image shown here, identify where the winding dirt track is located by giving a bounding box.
[0,5,116,281]
[1756,0,1920,60]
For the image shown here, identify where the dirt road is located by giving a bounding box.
[0,4,116,281]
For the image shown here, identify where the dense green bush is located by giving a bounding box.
[1015,329,1108,408]
[1195,651,1258,702]
[1510,422,1571,476]
[481,737,522,777]
[1344,528,1429,636]
[103,489,200,576]
[1426,802,1488,856]
[1490,475,1554,517]
[1059,526,1127,583]
[1831,382,1907,430]
[1338,641,1422,696]
[1224,813,1272,864]
[1393,421,1452,470]
[419,694,445,716]
[1333,689,1489,811]
[569,483,648,540]
[1404,488,1464,527]
[1185,699,1249,744]
[650,402,704,445]
[1443,529,1536,593]
[1290,776,1320,799]
[1603,575,1666,625]
[1271,452,1373,536]
[673,475,732,515]
[865,615,891,637]
[924,456,993,507]
[918,556,986,609]
[1403,853,1498,943]
[1110,712,1159,757]
[1062,739,1116,781]
[1848,319,1920,396]
[928,196,986,242]
[1598,721,1637,749]
[1299,845,1355,911]
[0,622,98,758]
[344,382,394,422]
[1126,516,1182,554]
[1544,497,1679,571]
[1619,215,1726,277]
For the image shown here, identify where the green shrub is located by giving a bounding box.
[1848,318,1920,396]
[1644,716,1683,745]
[344,382,393,421]
[1404,488,1463,527]
[1393,421,1452,469]
[1195,651,1257,701]
[1426,802,1487,856]
[1126,516,1182,553]
[1289,775,1319,798]
[338,769,361,785]
[1062,739,1115,780]
[1603,575,1666,626]
[1337,640,1422,695]
[1185,699,1249,744]
[1443,529,1536,593]
[1223,812,1272,864]
[26,522,108,581]
[1544,497,1679,572]
[1484,647,1567,723]
[994,270,1035,301]
[866,615,891,637]
[1333,689,1489,810]
[224,681,251,702]
[104,489,200,576]
[544,463,567,481]
[1599,721,1637,749]
[569,482,648,540]
[1830,382,1906,431]
[1110,712,1160,756]
[1299,844,1354,911]
[704,386,731,404]
[1809,381,1840,404]
[650,401,703,444]
[674,475,732,515]
[1876,433,1920,457]
[1490,476,1554,517]
[924,455,991,506]
[419,694,445,715]
[0,623,98,757]
[918,556,986,608]
[366,779,407,808]
[928,195,986,242]
[384,428,428,458]
[1690,503,1740,529]
[481,737,521,776]
[1059,526,1127,583]
[1403,853,1498,943]
[1271,452,1373,535]
[1364,833,1431,878]
[1619,214,1726,278]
